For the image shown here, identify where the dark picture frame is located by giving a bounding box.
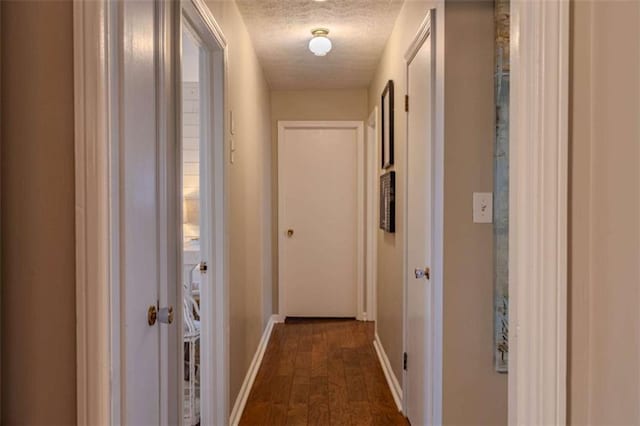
[379,171,396,233]
[381,80,395,169]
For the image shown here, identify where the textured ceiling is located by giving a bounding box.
[236,0,404,90]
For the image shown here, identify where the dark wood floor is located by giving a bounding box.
[239,319,408,425]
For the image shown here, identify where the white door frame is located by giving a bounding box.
[366,109,379,323]
[277,121,365,320]
[73,0,229,424]
[509,1,569,425]
[402,10,444,425]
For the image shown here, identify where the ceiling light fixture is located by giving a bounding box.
[308,28,332,56]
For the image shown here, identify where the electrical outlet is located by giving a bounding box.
[473,192,493,223]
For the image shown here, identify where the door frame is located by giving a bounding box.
[509,1,569,425]
[366,109,379,323]
[277,121,365,320]
[402,10,444,425]
[73,0,230,424]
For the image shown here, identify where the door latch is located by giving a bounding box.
[199,261,208,273]
[414,267,431,280]
[148,304,174,326]
[158,306,174,324]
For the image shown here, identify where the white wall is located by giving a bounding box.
[182,82,201,241]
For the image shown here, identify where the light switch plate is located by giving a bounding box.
[473,192,493,223]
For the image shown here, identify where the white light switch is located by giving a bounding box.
[473,192,493,223]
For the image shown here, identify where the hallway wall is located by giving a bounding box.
[369,1,507,424]
[569,2,640,424]
[270,89,369,313]
[203,0,274,410]
[0,1,77,423]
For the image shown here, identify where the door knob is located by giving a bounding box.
[148,305,174,326]
[414,267,431,280]
[287,229,294,237]
[148,305,158,326]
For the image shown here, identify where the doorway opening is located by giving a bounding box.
[178,2,228,425]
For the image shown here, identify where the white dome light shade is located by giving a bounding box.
[309,29,332,56]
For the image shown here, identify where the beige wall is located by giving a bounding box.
[441,2,506,424]
[1,1,77,423]
[270,89,369,312]
[203,0,273,407]
[569,1,640,424]
[369,1,507,424]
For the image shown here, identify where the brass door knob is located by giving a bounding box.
[148,305,158,326]
[287,229,294,237]
[148,305,173,326]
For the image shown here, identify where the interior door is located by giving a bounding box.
[405,22,435,425]
[121,0,163,423]
[279,122,362,317]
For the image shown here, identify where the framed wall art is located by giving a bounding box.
[381,80,394,169]
[379,171,396,233]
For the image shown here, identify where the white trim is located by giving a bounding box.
[157,1,179,423]
[366,109,379,323]
[73,1,116,423]
[402,9,444,425]
[509,1,569,425]
[373,333,403,412]
[277,121,366,320]
[404,12,433,63]
[229,315,282,426]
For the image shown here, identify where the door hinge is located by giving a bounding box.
[403,352,408,370]
[405,95,409,112]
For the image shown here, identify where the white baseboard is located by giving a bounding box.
[229,314,282,426]
[373,333,403,412]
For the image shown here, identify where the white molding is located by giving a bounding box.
[373,334,403,412]
[366,108,379,324]
[73,1,115,424]
[405,11,432,62]
[229,315,282,426]
[509,1,569,425]
[277,121,366,320]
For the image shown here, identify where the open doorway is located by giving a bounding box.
[179,3,228,425]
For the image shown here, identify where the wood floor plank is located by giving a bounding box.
[286,403,309,426]
[266,403,288,426]
[239,320,408,426]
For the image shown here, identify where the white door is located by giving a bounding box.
[405,19,435,425]
[278,122,364,318]
[120,0,162,424]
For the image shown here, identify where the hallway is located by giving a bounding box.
[239,320,408,425]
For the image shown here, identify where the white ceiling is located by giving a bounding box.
[236,0,404,90]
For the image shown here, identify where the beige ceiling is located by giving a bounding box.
[236,0,404,90]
